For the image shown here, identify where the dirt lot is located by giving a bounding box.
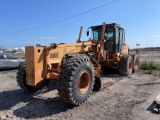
[0,68,160,120]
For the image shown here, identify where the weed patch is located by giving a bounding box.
[140,62,157,70]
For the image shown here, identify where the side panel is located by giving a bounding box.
[0,55,7,68]
[25,42,93,86]
[121,42,129,55]
[25,46,46,86]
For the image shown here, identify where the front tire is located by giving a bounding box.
[132,55,139,73]
[57,57,95,105]
[16,62,49,93]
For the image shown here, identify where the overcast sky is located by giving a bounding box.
[0,0,160,49]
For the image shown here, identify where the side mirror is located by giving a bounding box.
[87,30,89,36]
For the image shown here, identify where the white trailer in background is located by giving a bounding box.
[17,47,25,54]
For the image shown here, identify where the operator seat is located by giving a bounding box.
[104,39,113,53]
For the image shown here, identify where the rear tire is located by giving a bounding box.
[16,62,49,93]
[132,55,139,73]
[57,57,95,105]
[119,55,133,76]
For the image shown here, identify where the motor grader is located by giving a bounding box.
[17,22,139,105]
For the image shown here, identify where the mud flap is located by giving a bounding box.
[93,77,101,92]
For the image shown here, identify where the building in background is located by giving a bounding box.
[14,47,25,55]
[2,47,25,55]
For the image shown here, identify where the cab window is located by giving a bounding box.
[105,27,114,40]
[93,30,99,40]
[104,27,114,52]
[6,54,15,59]
[0,55,4,59]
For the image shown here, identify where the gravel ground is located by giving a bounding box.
[0,69,160,120]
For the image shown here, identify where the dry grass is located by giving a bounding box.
[140,62,158,70]
[140,61,160,75]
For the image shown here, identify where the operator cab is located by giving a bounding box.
[88,23,125,53]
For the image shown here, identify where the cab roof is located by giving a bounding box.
[90,23,123,29]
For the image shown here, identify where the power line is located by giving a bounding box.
[0,0,119,35]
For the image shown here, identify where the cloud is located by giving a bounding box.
[152,34,160,38]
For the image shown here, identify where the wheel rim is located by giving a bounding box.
[129,59,133,70]
[135,58,138,67]
[77,70,91,94]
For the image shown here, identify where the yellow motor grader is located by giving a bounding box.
[17,22,139,105]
